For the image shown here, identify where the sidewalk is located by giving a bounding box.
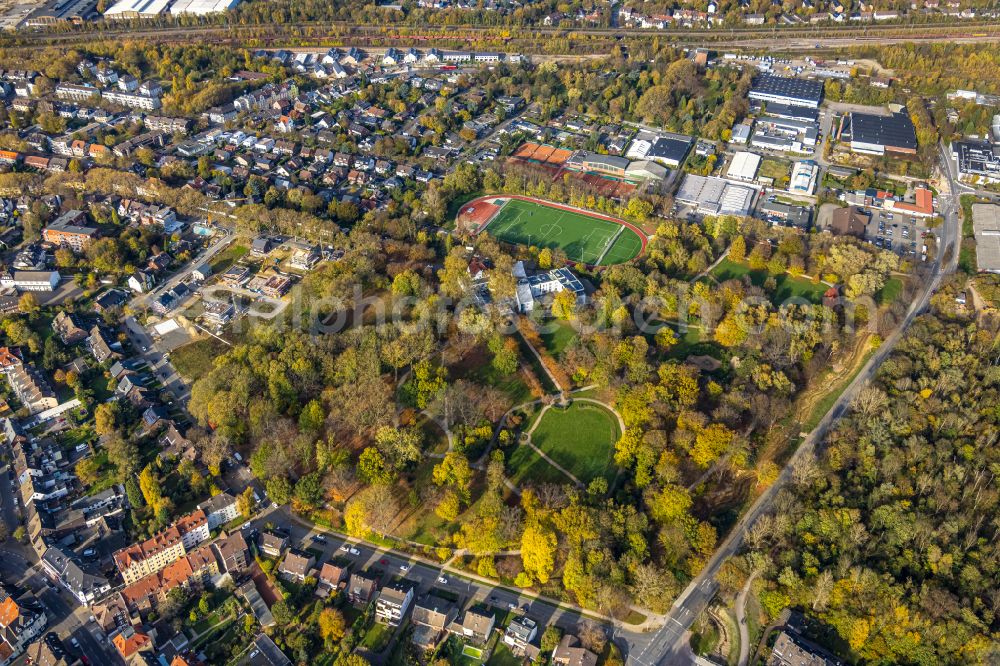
[284,510,664,634]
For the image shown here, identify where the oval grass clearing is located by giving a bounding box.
[531,402,621,484]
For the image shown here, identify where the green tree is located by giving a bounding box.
[265,475,292,505]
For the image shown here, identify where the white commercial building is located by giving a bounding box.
[676,175,758,217]
[103,0,169,17]
[169,0,240,14]
[726,151,761,182]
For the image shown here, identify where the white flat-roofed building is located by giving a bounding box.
[0,270,60,291]
[55,83,100,103]
[790,161,818,195]
[103,90,161,110]
[676,174,758,217]
[726,151,761,182]
[952,140,1000,183]
[972,204,1000,273]
[169,0,240,14]
[103,0,170,18]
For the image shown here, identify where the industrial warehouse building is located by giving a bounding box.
[749,75,824,109]
[757,102,820,124]
[104,0,239,17]
[626,131,695,168]
[971,204,1000,273]
[952,140,1000,183]
[842,110,918,155]
[726,152,761,182]
[676,174,758,217]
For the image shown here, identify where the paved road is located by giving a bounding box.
[256,507,608,637]
[0,463,20,536]
[0,554,122,666]
[132,227,234,311]
[634,145,962,666]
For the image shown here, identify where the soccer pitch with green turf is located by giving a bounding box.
[483,199,644,266]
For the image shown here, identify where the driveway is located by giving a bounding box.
[123,316,191,404]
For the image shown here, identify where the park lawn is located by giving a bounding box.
[710,258,826,303]
[401,459,491,546]
[453,344,534,405]
[402,459,453,546]
[209,244,249,274]
[507,444,573,487]
[468,361,533,405]
[665,325,708,358]
[531,402,620,483]
[415,415,450,454]
[538,319,578,356]
[709,257,754,282]
[484,198,643,266]
[771,273,828,303]
[876,277,904,305]
[170,336,229,382]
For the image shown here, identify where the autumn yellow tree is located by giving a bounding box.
[520,522,558,584]
[138,465,164,512]
[319,608,346,644]
[690,423,735,468]
[538,247,553,269]
[552,289,577,320]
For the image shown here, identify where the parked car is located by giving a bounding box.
[437,576,448,584]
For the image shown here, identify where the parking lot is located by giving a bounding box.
[865,209,934,262]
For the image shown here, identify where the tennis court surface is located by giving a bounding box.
[465,197,645,266]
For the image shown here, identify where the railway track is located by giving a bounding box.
[2,18,1000,50]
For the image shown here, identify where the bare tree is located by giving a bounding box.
[578,621,608,653]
